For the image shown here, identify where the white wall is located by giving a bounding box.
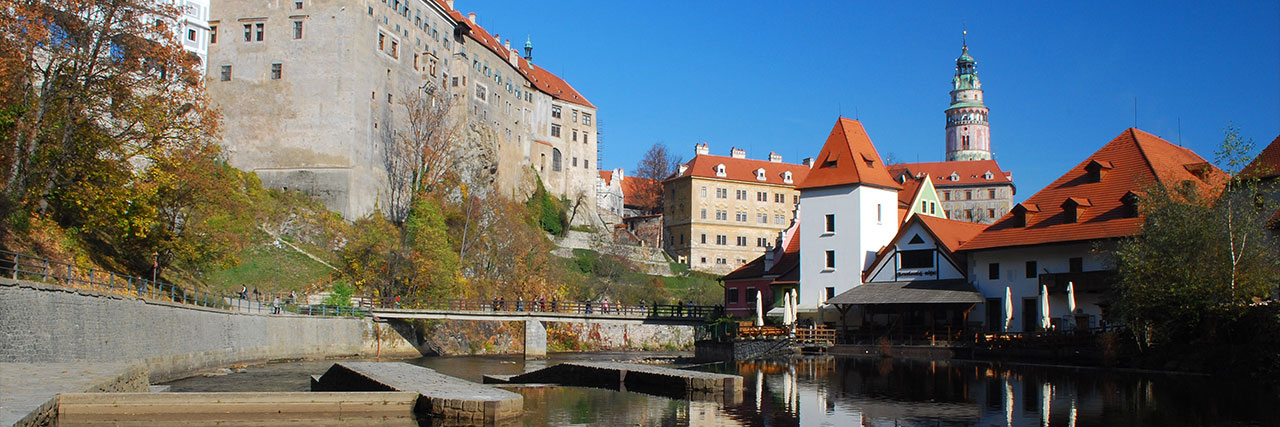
[799,184,898,308]
[967,242,1112,332]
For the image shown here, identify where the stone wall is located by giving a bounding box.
[546,322,694,352]
[0,279,381,382]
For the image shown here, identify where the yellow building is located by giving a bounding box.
[663,144,810,274]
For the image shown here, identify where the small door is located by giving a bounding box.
[985,298,1002,331]
[1023,297,1038,332]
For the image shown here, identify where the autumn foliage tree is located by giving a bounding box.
[632,143,680,215]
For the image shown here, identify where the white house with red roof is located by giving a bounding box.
[959,128,1228,333]
[795,118,903,312]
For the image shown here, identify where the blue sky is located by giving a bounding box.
[469,1,1279,201]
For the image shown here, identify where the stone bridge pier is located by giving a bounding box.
[524,320,546,359]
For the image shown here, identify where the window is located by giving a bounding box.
[825,250,836,269]
[988,208,995,219]
[736,236,747,246]
[572,129,577,142]
[877,204,882,223]
[746,288,757,303]
[551,148,561,171]
[774,193,782,203]
[583,113,592,125]
[775,214,784,225]
[294,0,302,8]
[825,214,835,233]
[944,191,951,201]
[736,190,746,200]
[988,263,1000,280]
[825,287,835,300]
[757,191,767,201]
[900,250,933,269]
[700,234,706,244]
[572,157,578,167]
[700,257,707,264]
[716,188,727,199]
[255,22,263,41]
[390,40,398,58]
[219,65,231,81]
[736,211,746,222]
[1025,261,1037,278]
[930,203,936,214]
[793,195,799,204]
[700,209,706,220]
[1069,257,1083,273]
[966,190,973,200]
[716,235,727,245]
[700,187,707,197]
[270,63,281,79]
[187,28,196,41]
[572,110,578,122]
[989,189,997,199]
[757,213,767,224]
[550,124,560,137]
[551,105,561,119]
[727,288,739,304]
[293,20,303,39]
[243,23,252,42]
[715,164,726,177]
[757,237,768,247]
[378,33,384,50]
[210,25,217,43]
[783,171,793,184]
[965,210,973,220]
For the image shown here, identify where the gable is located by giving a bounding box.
[795,118,902,191]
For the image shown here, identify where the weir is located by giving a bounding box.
[488,361,743,404]
[311,362,523,423]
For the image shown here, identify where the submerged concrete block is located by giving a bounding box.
[313,362,523,422]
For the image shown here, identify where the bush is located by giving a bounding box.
[323,283,355,307]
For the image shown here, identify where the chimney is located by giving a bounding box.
[468,12,476,24]
[731,147,746,159]
[504,39,510,50]
[694,142,709,156]
[802,157,814,168]
[763,243,776,271]
[769,151,782,163]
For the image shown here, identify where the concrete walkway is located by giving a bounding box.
[0,362,148,427]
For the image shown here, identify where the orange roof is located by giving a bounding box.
[621,176,657,207]
[795,118,902,191]
[723,220,801,282]
[434,1,595,109]
[668,154,809,187]
[889,160,1013,189]
[917,215,988,253]
[599,170,614,186]
[960,128,1229,251]
[1240,134,1280,180]
[897,175,926,209]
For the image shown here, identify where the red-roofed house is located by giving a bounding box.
[664,144,810,274]
[720,218,801,319]
[1240,135,1280,234]
[889,160,1015,224]
[959,128,1228,333]
[796,118,902,318]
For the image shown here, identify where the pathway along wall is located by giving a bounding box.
[0,279,409,382]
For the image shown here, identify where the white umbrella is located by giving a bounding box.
[783,292,793,325]
[1040,285,1051,331]
[1003,287,1014,332]
[755,369,763,410]
[789,290,798,324]
[1041,382,1052,427]
[755,290,764,326]
[1067,281,1078,330]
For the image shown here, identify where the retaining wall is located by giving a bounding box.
[0,279,392,382]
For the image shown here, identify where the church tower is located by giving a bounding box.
[945,32,992,161]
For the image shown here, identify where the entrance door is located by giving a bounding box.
[985,298,1002,331]
[1023,297,1038,332]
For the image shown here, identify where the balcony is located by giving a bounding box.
[1039,270,1116,294]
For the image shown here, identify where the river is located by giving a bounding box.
[162,352,1279,426]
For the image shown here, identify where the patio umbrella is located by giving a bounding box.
[1003,286,1014,332]
[789,290,798,324]
[784,291,794,325]
[1041,381,1052,427]
[1067,281,1077,314]
[1040,284,1051,331]
[755,290,764,326]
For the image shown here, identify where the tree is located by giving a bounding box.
[1115,126,1280,351]
[632,143,680,215]
[384,84,457,224]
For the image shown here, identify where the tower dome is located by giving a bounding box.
[944,32,991,162]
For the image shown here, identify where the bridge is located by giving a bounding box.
[365,298,719,358]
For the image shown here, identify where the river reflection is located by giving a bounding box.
[164,353,1278,426]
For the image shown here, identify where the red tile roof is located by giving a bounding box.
[795,118,902,191]
[599,170,614,186]
[668,154,809,187]
[434,1,594,109]
[723,219,801,282]
[959,128,1228,251]
[889,160,1013,189]
[864,214,987,280]
[1240,134,1280,180]
[897,175,926,209]
[621,176,657,207]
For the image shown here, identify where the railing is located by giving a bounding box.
[794,326,836,345]
[0,250,355,317]
[367,296,720,321]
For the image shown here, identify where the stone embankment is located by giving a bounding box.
[312,362,523,423]
[0,362,149,427]
[490,361,742,403]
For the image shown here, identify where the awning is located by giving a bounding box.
[827,279,982,305]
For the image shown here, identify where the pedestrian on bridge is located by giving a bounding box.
[677,300,684,317]
[239,285,248,300]
[272,296,281,314]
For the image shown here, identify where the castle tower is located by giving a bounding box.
[945,32,992,161]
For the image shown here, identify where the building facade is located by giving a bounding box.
[664,144,809,274]
[173,0,211,72]
[206,0,596,218]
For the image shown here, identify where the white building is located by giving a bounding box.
[958,128,1227,332]
[172,0,210,72]
[795,118,902,311]
[596,168,624,219]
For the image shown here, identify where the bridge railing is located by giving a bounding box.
[369,296,721,320]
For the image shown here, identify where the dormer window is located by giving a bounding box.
[1121,191,1141,218]
[755,168,767,181]
[949,172,959,182]
[1183,162,1214,183]
[1011,203,1040,227]
[715,164,726,177]
[1061,197,1092,223]
[783,171,793,184]
[983,171,994,180]
[1085,160,1113,183]
[862,154,875,168]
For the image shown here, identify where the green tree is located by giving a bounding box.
[403,196,460,298]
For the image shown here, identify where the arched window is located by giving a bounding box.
[783,171,793,184]
[755,168,766,181]
[552,148,562,172]
[715,164,726,177]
